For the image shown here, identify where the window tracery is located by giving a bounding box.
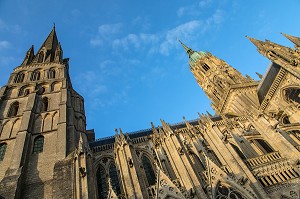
[215,183,245,199]
[109,164,121,195]
[96,166,108,199]
[142,156,156,186]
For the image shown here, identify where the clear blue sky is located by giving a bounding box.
[0,0,299,139]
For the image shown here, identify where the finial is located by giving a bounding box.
[255,72,263,79]
[53,22,56,29]
[206,111,213,117]
[115,128,118,135]
[182,116,186,121]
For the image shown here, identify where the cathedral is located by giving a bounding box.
[0,27,299,199]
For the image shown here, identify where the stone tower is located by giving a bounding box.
[179,40,259,116]
[0,27,95,199]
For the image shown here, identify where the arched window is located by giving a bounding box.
[142,156,156,186]
[33,136,44,154]
[30,70,41,81]
[230,143,247,160]
[8,101,19,117]
[254,139,274,154]
[215,183,245,199]
[48,68,56,79]
[42,97,49,112]
[97,166,108,199]
[0,143,7,161]
[14,72,25,83]
[109,164,121,195]
[38,52,44,63]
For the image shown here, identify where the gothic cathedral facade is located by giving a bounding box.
[0,28,299,199]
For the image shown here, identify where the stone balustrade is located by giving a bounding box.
[246,151,282,169]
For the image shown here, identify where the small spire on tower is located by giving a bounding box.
[255,72,263,79]
[246,35,265,50]
[281,32,300,47]
[178,40,195,58]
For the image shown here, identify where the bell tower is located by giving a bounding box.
[180,41,254,114]
[0,27,95,199]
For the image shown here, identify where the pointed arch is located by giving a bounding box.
[142,155,156,186]
[42,97,49,112]
[1,121,13,139]
[96,165,108,199]
[43,113,52,132]
[52,112,59,130]
[48,68,56,79]
[108,163,121,196]
[11,119,21,138]
[14,71,25,83]
[33,136,44,154]
[7,101,19,117]
[38,51,44,63]
[18,85,29,96]
[30,69,41,81]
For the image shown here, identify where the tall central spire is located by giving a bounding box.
[179,40,195,58]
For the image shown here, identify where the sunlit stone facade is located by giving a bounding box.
[0,28,299,199]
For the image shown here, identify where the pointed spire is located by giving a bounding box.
[206,111,213,117]
[246,35,266,50]
[281,32,300,47]
[179,40,195,58]
[33,26,60,63]
[21,45,35,65]
[183,116,193,130]
[151,122,159,134]
[255,72,263,79]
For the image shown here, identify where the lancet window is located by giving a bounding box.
[42,97,49,112]
[109,164,121,195]
[142,156,156,186]
[96,166,108,199]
